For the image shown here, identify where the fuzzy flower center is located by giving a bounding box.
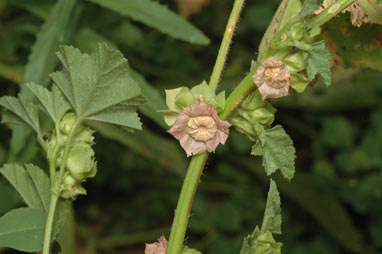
[264,66,288,88]
[187,116,217,142]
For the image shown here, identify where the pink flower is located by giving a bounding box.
[168,99,231,157]
[145,235,167,254]
[252,57,291,100]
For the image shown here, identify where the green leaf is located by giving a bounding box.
[251,125,295,180]
[86,0,209,45]
[0,207,46,252]
[22,0,79,92]
[51,43,145,131]
[240,226,261,254]
[240,227,282,254]
[305,40,332,86]
[182,246,202,254]
[0,95,40,133]
[26,82,71,124]
[261,179,282,235]
[0,164,50,212]
[323,15,382,71]
[300,0,324,17]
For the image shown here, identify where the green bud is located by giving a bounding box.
[290,73,309,93]
[230,91,276,141]
[66,146,97,181]
[59,113,77,135]
[230,116,257,141]
[285,51,306,73]
[60,174,87,199]
[240,90,266,111]
[289,22,305,42]
[75,127,95,144]
[253,231,282,254]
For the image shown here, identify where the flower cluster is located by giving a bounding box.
[230,90,276,141]
[48,113,97,199]
[160,82,231,156]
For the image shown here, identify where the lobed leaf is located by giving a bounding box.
[86,0,210,45]
[305,40,332,86]
[0,164,50,212]
[0,95,40,133]
[0,207,46,252]
[51,43,145,131]
[261,179,282,235]
[251,125,296,180]
[26,82,71,124]
[323,15,382,71]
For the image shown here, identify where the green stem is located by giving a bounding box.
[209,0,245,92]
[219,66,258,121]
[42,193,59,254]
[309,0,356,27]
[166,152,208,254]
[42,117,81,254]
[166,1,246,253]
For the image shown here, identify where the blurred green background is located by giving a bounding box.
[0,0,381,253]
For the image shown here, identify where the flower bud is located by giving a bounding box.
[230,91,276,141]
[289,22,305,42]
[66,146,97,181]
[74,127,95,144]
[60,174,87,199]
[59,113,77,135]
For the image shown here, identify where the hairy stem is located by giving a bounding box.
[209,0,245,92]
[166,1,246,253]
[42,193,59,254]
[309,0,356,27]
[166,153,208,254]
[42,117,81,254]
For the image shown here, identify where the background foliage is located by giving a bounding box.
[0,0,381,253]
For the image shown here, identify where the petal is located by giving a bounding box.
[184,99,214,117]
[253,66,265,87]
[168,113,189,140]
[206,134,220,153]
[179,134,207,157]
[211,110,231,130]
[258,82,290,100]
[216,129,229,144]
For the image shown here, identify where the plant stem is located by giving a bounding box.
[166,1,246,253]
[209,0,245,92]
[309,0,356,27]
[42,117,81,254]
[219,66,258,121]
[42,192,59,254]
[166,152,208,254]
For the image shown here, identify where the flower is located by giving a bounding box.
[252,57,291,100]
[168,98,231,157]
[145,235,167,254]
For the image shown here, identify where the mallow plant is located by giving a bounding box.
[0,0,381,253]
